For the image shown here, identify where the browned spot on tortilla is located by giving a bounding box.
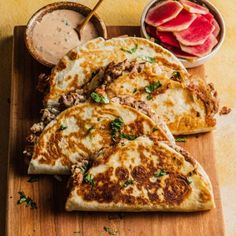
[115,167,129,181]
[164,174,191,205]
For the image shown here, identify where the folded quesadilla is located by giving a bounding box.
[28,102,173,175]
[44,37,188,108]
[66,136,214,212]
[81,60,218,135]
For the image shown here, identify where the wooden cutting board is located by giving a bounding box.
[6,26,224,236]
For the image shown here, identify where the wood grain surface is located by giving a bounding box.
[6,26,224,236]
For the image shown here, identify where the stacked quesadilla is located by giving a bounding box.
[25,37,218,212]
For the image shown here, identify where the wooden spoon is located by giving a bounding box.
[75,0,104,40]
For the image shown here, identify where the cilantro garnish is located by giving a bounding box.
[175,137,187,142]
[91,92,109,104]
[17,192,37,209]
[133,88,137,93]
[146,94,153,100]
[79,163,89,174]
[122,179,134,188]
[120,133,137,140]
[110,117,124,142]
[121,44,138,54]
[170,71,182,82]
[58,124,67,131]
[154,170,167,178]
[103,226,117,235]
[187,177,192,185]
[145,81,162,94]
[139,56,156,63]
[144,81,162,100]
[84,174,95,186]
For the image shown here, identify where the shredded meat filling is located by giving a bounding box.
[60,90,86,109]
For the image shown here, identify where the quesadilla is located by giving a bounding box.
[66,136,214,212]
[28,102,173,175]
[44,37,188,108]
[82,60,218,135]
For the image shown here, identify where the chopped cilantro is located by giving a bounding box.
[145,81,162,94]
[154,170,167,177]
[27,175,40,183]
[120,133,137,140]
[175,137,187,142]
[121,44,138,54]
[84,174,95,186]
[122,179,134,188]
[17,192,37,209]
[91,92,109,104]
[187,177,192,185]
[103,226,117,235]
[133,88,137,93]
[170,71,182,82]
[140,56,156,63]
[79,163,88,174]
[146,94,153,100]
[110,117,124,142]
[58,124,67,131]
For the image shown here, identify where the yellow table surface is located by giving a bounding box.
[0,0,235,235]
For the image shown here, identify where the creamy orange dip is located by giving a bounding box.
[32,9,98,65]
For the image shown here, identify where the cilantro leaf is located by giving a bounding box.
[175,137,187,142]
[91,92,109,104]
[170,71,182,82]
[58,124,67,131]
[187,177,192,185]
[120,133,137,140]
[145,81,162,94]
[139,56,156,63]
[110,117,124,142]
[84,174,95,186]
[121,44,138,54]
[146,94,153,100]
[122,179,134,188]
[154,170,167,177]
[103,226,117,235]
[17,192,37,209]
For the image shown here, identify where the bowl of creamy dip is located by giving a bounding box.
[25,1,107,67]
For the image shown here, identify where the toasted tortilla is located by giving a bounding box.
[66,136,214,212]
[44,37,187,108]
[28,102,173,174]
[83,61,218,135]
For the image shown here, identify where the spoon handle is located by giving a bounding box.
[80,0,104,33]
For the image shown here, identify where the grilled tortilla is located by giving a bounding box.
[28,102,173,175]
[44,37,188,108]
[86,61,218,135]
[66,136,214,212]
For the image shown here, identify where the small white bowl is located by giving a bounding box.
[140,0,225,68]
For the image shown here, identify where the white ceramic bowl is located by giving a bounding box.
[140,0,225,68]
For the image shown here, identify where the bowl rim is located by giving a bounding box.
[140,0,225,65]
[25,1,107,67]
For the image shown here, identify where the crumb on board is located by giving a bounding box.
[219,106,232,115]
